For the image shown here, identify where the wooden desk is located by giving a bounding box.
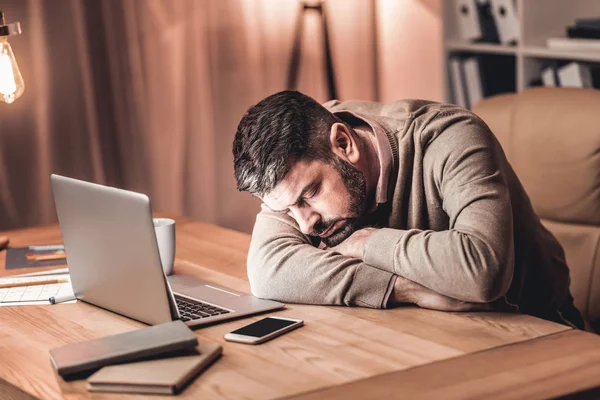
[291,329,600,400]
[0,219,579,400]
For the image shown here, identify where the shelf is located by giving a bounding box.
[443,0,600,100]
[445,41,517,55]
[522,46,600,63]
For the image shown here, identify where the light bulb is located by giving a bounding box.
[0,38,24,104]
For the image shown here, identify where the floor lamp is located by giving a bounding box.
[286,1,338,100]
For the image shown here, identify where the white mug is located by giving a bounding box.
[153,218,176,276]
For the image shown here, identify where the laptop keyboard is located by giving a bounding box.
[175,295,230,322]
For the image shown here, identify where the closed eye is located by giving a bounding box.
[268,180,320,214]
[293,182,320,208]
[304,182,320,200]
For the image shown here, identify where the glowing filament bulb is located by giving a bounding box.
[0,39,23,104]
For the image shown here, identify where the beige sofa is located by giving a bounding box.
[473,88,600,331]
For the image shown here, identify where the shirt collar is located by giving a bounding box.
[331,110,394,205]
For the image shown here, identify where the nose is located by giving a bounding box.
[292,207,320,235]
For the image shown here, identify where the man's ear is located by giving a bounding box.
[329,123,360,164]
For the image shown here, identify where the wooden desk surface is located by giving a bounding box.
[290,329,600,400]
[0,219,573,400]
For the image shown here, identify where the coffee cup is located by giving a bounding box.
[153,218,176,276]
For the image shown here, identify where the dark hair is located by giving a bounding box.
[233,90,346,196]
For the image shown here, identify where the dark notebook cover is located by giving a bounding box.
[5,246,67,270]
[87,342,222,395]
[49,320,198,377]
[568,26,600,39]
[575,18,600,30]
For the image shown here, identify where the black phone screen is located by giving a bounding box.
[231,317,297,338]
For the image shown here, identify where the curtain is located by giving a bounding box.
[0,0,441,233]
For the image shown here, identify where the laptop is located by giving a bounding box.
[51,174,284,327]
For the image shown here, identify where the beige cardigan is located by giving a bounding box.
[246,99,577,322]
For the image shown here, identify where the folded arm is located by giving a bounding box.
[247,206,396,308]
[363,113,515,303]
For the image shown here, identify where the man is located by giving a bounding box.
[232,90,584,329]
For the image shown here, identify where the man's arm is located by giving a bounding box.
[363,112,515,303]
[249,206,494,311]
[247,205,396,308]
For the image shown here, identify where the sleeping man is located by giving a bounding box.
[232,90,584,329]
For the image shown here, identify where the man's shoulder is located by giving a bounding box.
[325,98,461,112]
[325,98,486,129]
[323,98,437,114]
[323,99,476,127]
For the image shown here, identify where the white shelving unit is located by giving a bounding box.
[443,0,600,103]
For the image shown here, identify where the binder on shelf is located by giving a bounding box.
[453,0,482,41]
[463,57,485,109]
[541,66,558,87]
[475,0,500,43]
[449,57,468,109]
[557,62,593,88]
[490,0,519,45]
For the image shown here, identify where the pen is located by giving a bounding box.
[49,294,77,304]
[0,279,69,290]
[28,244,64,252]
[26,252,66,261]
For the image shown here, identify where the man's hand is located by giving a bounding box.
[326,227,377,259]
[390,275,492,312]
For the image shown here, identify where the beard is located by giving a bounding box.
[309,157,368,247]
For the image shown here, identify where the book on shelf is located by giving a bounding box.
[541,64,558,87]
[533,62,600,89]
[448,54,515,110]
[549,16,600,51]
[574,18,600,31]
[547,37,600,52]
[567,26,600,40]
[449,57,468,109]
[463,57,485,108]
[557,62,594,88]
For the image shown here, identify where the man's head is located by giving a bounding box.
[233,91,374,247]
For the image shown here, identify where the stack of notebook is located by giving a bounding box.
[546,17,600,52]
[49,320,222,395]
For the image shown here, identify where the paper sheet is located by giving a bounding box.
[0,272,76,306]
[17,267,70,277]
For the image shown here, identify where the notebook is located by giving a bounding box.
[50,320,198,377]
[5,246,67,269]
[87,342,222,395]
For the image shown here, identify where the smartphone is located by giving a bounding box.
[224,316,303,344]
